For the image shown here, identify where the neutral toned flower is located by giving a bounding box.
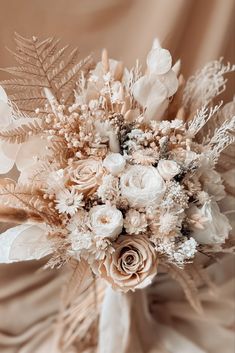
[157,159,180,180]
[70,231,93,253]
[187,201,231,244]
[89,204,123,240]
[97,235,158,291]
[120,165,165,208]
[158,212,180,235]
[132,41,178,121]
[124,209,148,234]
[97,174,120,203]
[103,153,126,176]
[200,169,226,201]
[55,188,84,216]
[68,158,103,195]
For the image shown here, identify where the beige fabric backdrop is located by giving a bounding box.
[0,1,234,352]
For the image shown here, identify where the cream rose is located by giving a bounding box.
[68,158,103,195]
[103,153,126,176]
[120,165,165,208]
[89,204,123,240]
[188,201,231,244]
[97,235,158,291]
[157,159,180,180]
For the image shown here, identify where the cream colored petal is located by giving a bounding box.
[0,85,8,103]
[172,59,181,76]
[0,224,52,263]
[0,142,15,174]
[1,140,20,159]
[9,224,52,262]
[16,135,48,171]
[147,48,172,75]
[158,69,179,97]
[145,98,169,121]
[132,75,151,106]
[133,75,167,108]
[0,100,12,128]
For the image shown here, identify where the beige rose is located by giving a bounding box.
[97,235,158,291]
[67,158,103,195]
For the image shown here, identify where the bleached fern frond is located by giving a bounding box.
[187,103,222,136]
[183,59,235,112]
[0,119,44,143]
[0,33,93,114]
[208,116,235,163]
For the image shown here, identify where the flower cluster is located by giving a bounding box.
[0,39,234,292]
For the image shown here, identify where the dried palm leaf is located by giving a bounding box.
[0,33,93,115]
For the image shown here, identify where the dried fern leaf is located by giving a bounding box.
[163,262,203,314]
[1,33,94,114]
[0,119,43,143]
[0,181,58,225]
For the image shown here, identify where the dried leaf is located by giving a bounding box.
[1,33,94,114]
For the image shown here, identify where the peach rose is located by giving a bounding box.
[97,235,158,291]
[67,158,103,195]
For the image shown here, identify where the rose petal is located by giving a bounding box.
[147,48,172,75]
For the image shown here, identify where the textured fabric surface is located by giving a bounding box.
[0,1,234,352]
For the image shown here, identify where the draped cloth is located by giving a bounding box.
[0,0,234,352]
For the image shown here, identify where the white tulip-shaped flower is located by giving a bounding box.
[133,40,179,121]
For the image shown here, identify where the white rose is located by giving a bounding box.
[157,159,180,180]
[89,204,123,240]
[103,153,126,176]
[120,165,165,208]
[188,201,231,244]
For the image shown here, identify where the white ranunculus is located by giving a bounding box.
[103,153,126,176]
[120,165,165,208]
[132,41,179,121]
[157,159,180,180]
[89,204,123,240]
[188,201,231,244]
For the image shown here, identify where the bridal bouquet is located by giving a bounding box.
[0,33,234,351]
